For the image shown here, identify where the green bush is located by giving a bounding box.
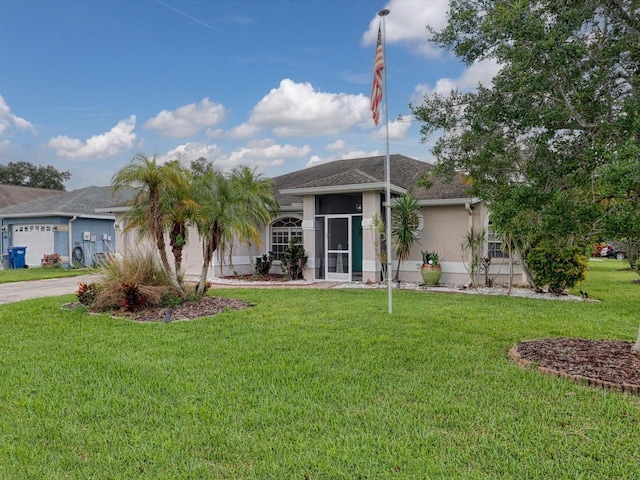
[281,239,307,280]
[255,252,273,275]
[526,245,588,294]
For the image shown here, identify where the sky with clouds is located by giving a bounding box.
[0,0,499,190]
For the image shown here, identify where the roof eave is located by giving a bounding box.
[95,206,131,214]
[280,183,406,196]
[417,197,482,207]
[0,212,115,220]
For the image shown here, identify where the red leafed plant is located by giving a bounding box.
[121,282,145,312]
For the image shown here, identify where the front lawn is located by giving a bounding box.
[0,259,638,478]
[0,267,91,284]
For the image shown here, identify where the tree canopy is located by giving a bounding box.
[412,0,640,281]
[412,0,640,348]
[0,161,71,190]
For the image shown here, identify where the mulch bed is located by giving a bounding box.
[89,296,253,323]
[509,338,640,395]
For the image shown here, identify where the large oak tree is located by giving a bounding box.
[412,1,640,349]
[0,161,70,190]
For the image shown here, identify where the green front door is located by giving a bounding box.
[351,216,362,278]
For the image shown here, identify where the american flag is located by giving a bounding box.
[370,25,384,126]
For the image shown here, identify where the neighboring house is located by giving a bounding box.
[0,186,134,268]
[0,184,63,209]
[0,184,64,266]
[98,154,523,285]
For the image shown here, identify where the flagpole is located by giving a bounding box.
[378,8,392,314]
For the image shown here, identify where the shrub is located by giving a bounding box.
[526,245,588,294]
[76,281,100,305]
[91,249,176,312]
[255,252,273,275]
[41,253,62,268]
[281,239,307,280]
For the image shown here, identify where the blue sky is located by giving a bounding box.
[0,0,499,190]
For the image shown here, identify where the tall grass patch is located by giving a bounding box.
[90,249,177,311]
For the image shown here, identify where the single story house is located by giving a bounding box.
[0,184,63,209]
[99,154,523,285]
[0,186,132,268]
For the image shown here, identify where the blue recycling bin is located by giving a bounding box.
[8,246,27,269]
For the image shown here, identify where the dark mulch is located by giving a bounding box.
[511,338,640,394]
[95,296,253,323]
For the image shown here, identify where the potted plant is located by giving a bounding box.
[421,250,442,285]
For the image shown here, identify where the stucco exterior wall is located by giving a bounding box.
[361,190,383,283]
[112,197,523,287]
[391,203,524,286]
[113,212,273,279]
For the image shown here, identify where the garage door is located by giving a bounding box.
[12,224,55,267]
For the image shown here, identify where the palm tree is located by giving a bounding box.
[391,190,421,282]
[111,154,186,296]
[160,161,197,276]
[191,167,279,298]
[230,166,280,270]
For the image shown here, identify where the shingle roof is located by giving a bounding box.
[0,186,137,217]
[273,154,470,205]
[0,184,63,209]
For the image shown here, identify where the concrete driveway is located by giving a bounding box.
[0,274,100,304]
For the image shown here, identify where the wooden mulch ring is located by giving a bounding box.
[509,338,640,395]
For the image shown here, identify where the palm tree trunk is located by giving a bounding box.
[197,225,219,298]
[633,323,640,352]
[197,238,213,297]
[155,228,185,296]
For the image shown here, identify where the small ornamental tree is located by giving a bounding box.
[282,239,307,280]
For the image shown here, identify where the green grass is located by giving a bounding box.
[0,267,92,283]
[0,259,639,478]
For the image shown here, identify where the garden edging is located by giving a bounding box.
[508,344,640,396]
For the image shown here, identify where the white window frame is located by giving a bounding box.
[486,219,508,259]
[270,216,303,261]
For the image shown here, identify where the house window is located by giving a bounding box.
[271,217,303,261]
[487,221,508,258]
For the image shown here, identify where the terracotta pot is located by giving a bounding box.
[420,263,442,285]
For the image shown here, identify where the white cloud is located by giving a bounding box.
[227,122,261,139]
[362,0,450,58]
[158,142,223,166]
[246,79,371,137]
[143,98,227,137]
[47,115,137,160]
[305,149,381,168]
[411,59,502,104]
[458,59,502,89]
[326,139,346,151]
[372,115,412,140]
[0,94,35,135]
[214,139,311,172]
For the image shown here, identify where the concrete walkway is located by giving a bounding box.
[0,274,100,304]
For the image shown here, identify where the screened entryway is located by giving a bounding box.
[314,193,363,282]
